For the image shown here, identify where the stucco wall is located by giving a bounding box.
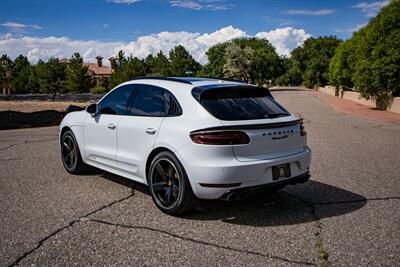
[318,86,336,96]
[318,86,400,114]
[341,91,376,108]
[388,97,400,114]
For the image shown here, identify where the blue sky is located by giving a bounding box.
[0,0,389,63]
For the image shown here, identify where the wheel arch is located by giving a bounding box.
[145,147,174,184]
[145,146,193,188]
[60,125,86,162]
[60,126,71,140]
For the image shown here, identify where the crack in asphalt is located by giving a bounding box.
[279,192,400,265]
[8,187,399,267]
[5,173,398,267]
[282,192,332,266]
[312,196,400,205]
[7,187,315,266]
[0,139,58,152]
[0,143,21,151]
[0,157,23,162]
[89,218,315,266]
[8,220,79,267]
[7,190,135,267]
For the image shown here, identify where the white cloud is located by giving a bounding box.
[108,0,141,4]
[0,21,42,32]
[30,24,43,30]
[0,33,13,40]
[118,26,246,63]
[286,9,335,15]
[352,1,389,17]
[170,0,234,11]
[256,27,311,56]
[0,22,27,29]
[0,35,124,63]
[0,26,311,64]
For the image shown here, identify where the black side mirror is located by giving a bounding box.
[86,103,98,117]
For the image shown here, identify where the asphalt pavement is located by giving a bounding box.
[1,88,399,266]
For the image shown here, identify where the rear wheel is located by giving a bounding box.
[61,130,88,174]
[148,151,197,215]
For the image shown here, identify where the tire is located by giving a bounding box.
[60,130,88,174]
[148,151,197,215]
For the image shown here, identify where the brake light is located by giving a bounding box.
[190,131,250,145]
[300,122,307,136]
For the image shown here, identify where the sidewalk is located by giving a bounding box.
[315,91,400,124]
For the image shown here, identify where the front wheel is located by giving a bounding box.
[61,130,88,174]
[148,151,197,215]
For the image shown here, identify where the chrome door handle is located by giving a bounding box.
[107,124,116,129]
[145,128,156,135]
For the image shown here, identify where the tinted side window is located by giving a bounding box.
[130,85,167,117]
[165,91,182,117]
[99,85,136,115]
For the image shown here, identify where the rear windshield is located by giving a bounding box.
[197,87,290,121]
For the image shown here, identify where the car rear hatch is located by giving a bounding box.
[226,118,306,161]
[192,84,307,162]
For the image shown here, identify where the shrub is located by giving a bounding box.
[329,0,400,104]
[90,85,107,94]
[303,80,314,89]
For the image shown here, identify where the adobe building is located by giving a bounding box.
[84,56,113,85]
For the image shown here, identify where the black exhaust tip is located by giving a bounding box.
[223,190,249,202]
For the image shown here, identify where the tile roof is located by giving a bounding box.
[84,63,113,75]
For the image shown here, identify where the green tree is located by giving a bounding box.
[329,40,354,88]
[0,54,14,94]
[329,0,400,107]
[275,57,303,86]
[109,51,147,88]
[145,51,171,76]
[124,55,147,78]
[27,64,40,93]
[223,43,253,83]
[290,36,341,87]
[36,58,66,95]
[110,50,127,71]
[354,0,400,101]
[244,38,283,85]
[11,55,39,94]
[207,38,283,84]
[65,53,92,93]
[203,42,228,78]
[169,45,201,76]
[109,51,128,88]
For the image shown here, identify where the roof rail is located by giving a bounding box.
[129,76,247,85]
[129,76,193,84]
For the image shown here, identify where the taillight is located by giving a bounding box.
[300,122,307,136]
[190,131,250,145]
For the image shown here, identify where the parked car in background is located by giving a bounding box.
[59,77,311,215]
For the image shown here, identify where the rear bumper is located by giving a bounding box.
[177,146,311,200]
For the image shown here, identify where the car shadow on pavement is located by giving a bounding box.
[183,180,366,227]
[99,172,366,227]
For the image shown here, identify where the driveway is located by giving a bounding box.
[1,88,399,266]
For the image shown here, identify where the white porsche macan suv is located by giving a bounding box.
[60,77,311,215]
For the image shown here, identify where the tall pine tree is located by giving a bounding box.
[65,53,92,93]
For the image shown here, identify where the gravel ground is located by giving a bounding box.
[0,101,88,112]
[0,88,399,266]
